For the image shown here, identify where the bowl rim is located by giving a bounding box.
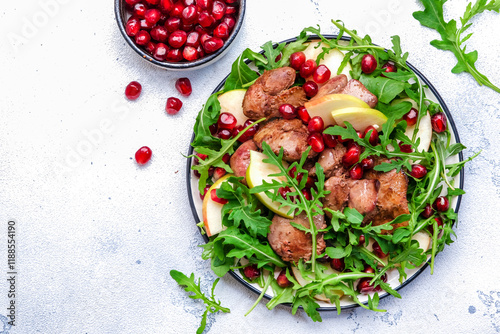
[185,34,465,311]
[114,0,246,70]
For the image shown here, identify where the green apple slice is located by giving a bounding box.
[246,151,293,219]
[202,174,232,237]
[304,94,370,127]
[302,41,352,80]
[291,265,344,302]
[217,89,248,125]
[331,107,388,131]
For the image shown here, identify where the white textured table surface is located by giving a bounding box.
[1,1,499,333]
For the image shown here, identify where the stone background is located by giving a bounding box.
[0,0,499,333]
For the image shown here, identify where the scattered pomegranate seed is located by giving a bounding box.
[209,123,218,135]
[359,234,366,244]
[305,175,316,188]
[421,204,434,218]
[290,52,306,70]
[399,142,413,153]
[361,156,375,170]
[297,106,311,124]
[322,131,337,148]
[361,54,377,74]
[410,164,427,178]
[170,2,185,17]
[218,112,237,130]
[166,97,183,115]
[431,112,447,133]
[433,196,449,212]
[372,241,388,258]
[140,18,155,30]
[363,265,375,274]
[299,59,317,78]
[331,258,345,272]
[308,116,324,133]
[196,153,208,161]
[288,166,301,180]
[225,5,237,15]
[217,129,232,139]
[135,146,152,165]
[301,188,312,201]
[357,278,375,294]
[125,81,142,100]
[145,8,162,25]
[200,184,211,200]
[349,164,363,180]
[279,186,293,200]
[186,31,200,47]
[153,42,169,61]
[279,104,297,120]
[243,119,260,132]
[175,78,192,97]
[243,264,260,281]
[313,65,331,84]
[126,17,141,36]
[307,132,325,153]
[403,108,418,126]
[145,41,156,54]
[381,62,397,76]
[276,269,292,288]
[303,81,318,97]
[213,22,229,40]
[213,167,226,181]
[210,188,228,204]
[363,126,379,146]
[212,1,226,20]
[429,216,444,235]
[198,10,215,27]
[342,145,360,166]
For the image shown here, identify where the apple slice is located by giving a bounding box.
[291,265,344,302]
[217,89,248,125]
[393,98,432,153]
[202,174,233,237]
[331,107,388,132]
[304,94,370,127]
[412,231,431,252]
[246,151,293,219]
[302,41,352,81]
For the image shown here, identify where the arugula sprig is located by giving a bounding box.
[170,270,230,334]
[413,0,500,93]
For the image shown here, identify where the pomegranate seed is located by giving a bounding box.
[212,1,226,20]
[161,0,174,12]
[150,26,168,42]
[307,132,325,153]
[218,112,237,130]
[303,81,318,97]
[126,17,140,36]
[359,235,365,244]
[399,142,413,153]
[231,125,243,139]
[210,188,228,204]
[209,123,218,135]
[213,22,229,40]
[144,8,161,25]
[301,188,312,201]
[243,264,260,280]
[299,59,317,78]
[186,31,200,47]
[357,278,375,294]
[243,119,260,132]
[288,166,301,179]
[431,112,447,133]
[125,0,141,5]
[308,116,324,133]
[200,184,211,200]
[125,81,142,100]
[153,42,169,61]
[203,37,224,53]
[182,5,198,24]
[183,0,195,5]
[198,0,212,9]
[403,108,418,126]
[361,156,375,170]
[145,41,156,54]
[305,175,315,188]
[217,129,232,139]
[331,258,345,272]
[276,269,292,288]
[372,241,388,258]
[166,97,183,115]
[135,30,151,45]
[433,196,449,212]
[221,15,236,30]
[361,54,377,74]
[429,216,444,235]
[313,65,331,84]
[222,153,230,164]
[297,106,310,124]
[349,164,363,180]
[278,104,297,120]
[133,3,148,18]
[208,166,215,176]
[289,51,306,70]
[183,46,199,61]
[165,17,181,33]
[135,146,152,165]
[200,33,211,45]
[363,265,375,274]
[170,3,185,17]
[278,186,293,200]
[144,0,160,5]
[363,126,379,146]
[213,167,226,181]
[140,18,154,30]
[168,30,187,48]
[225,5,237,15]
[410,164,427,178]
[225,0,238,3]
[421,204,434,218]
[381,62,397,76]
[175,78,192,97]
[166,48,183,62]
[342,145,360,166]
[198,10,215,27]
[196,153,208,161]
[323,130,337,148]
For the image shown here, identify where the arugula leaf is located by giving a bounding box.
[359,75,410,104]
[170,270,230,334]
[292,295,322,322]
[191,93,222,149]
[224,49,266,91]
[413,0,500,93]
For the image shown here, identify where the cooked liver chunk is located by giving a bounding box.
[268,212,326,263]
[229,140,257,185]
[310,74,348,101]
[341,79,378,108]
[322,176,350,216]
[243,67,308,120]
[309,144,347,178]
[253,118,318,162]
[346,179,379,215]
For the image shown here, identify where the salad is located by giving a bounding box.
[188,20,474,321]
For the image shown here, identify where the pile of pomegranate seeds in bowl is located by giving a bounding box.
[117,0,245,69]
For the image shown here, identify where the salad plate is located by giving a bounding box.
[186,30,465,314]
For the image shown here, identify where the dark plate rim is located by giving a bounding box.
[185,34,465,311]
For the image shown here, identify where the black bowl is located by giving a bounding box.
[114,0,246,70]
[186,35,465,311]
